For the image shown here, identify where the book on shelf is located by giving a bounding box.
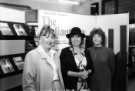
[13,24,27,36]
[0,22,14,35]
[12,56,24,70]
[0,58,15,74]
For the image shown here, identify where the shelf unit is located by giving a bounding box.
[128,24,135,77]
[0,5,37,91]
[0,21,36,91]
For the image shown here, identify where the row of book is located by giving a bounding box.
[0,22,36,36]
[0,56,24,74]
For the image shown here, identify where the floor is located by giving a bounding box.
[128,76,135,91]
[6,86,22,91]
[128,66,135,91]
[6,76,135,91]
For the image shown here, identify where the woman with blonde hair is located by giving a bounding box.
[23,25,64,91]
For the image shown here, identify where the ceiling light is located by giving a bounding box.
[58,0,80,5]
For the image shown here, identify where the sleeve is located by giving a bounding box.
[60,48,74,77]
[85,49,94,75]
[60,49,68,77]
[22,52,37,91]
[108,48,115,77]
[55,50,65,89]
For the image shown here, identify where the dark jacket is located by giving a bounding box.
[60,47,94,89]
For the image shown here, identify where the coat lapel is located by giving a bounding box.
[36,46,53,70]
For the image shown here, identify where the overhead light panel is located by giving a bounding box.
[58,0,80,5]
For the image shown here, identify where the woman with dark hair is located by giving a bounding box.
[60,27,94,91]
[88,28,115,91]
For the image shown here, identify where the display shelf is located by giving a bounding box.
[0,73,22,91]
[0,70,22,78]
[0,53,25,59]
[0,36,34,40]
[0,21,30,36]
[0,53,25,78]
[0,6,36,91]
[0,20,25,25]
[0,21,35,80]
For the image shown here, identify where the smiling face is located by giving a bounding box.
[39,26,57,50]
[41,34,56,49]
[92,34,102,47]
[71,35,82,47]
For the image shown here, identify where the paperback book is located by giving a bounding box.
[0,58,15,74]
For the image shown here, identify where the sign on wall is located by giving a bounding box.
[38,10,129,54]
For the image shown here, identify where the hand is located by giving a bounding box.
[87,69,92,74]
[78,70,89,79]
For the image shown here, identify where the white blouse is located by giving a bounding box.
[74,52,87,70]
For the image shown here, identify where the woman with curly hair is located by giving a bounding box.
[88,28,115,91]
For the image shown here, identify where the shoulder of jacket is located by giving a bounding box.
[26,48,39,57]
[105,47,114,55]
[61,47,70,52]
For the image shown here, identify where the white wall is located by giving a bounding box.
[97,14,129,54]
[38,10,129,54]
[0,6,25,23]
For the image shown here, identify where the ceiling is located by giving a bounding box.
[0,0,102,15]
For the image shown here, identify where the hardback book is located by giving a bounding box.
[13,56,24,70]
[0,58,14,74]
[0,22,14,35]
[13,24,27,36]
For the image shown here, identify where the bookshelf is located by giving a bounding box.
[128,24,135,76]
[0,5,37,91]
[0,21,36,91]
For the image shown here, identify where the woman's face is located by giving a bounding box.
[71,35,81,47]
[41,34,56,49]
[92,34,102,46]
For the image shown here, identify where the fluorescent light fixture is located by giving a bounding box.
[59,0,80,5]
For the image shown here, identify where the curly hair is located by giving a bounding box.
[89,28,106,46]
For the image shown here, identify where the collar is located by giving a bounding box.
[37,45,56,59]
[36,45,49,59]
[36,45,58,71]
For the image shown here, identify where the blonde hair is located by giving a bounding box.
[39,25,56,39]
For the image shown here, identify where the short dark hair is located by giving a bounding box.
[89,28,106,46]
[68,35,84,47]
